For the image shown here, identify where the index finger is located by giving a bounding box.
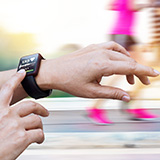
[0,69,26,106]
[98,41,130,57]
[103,61,160,78]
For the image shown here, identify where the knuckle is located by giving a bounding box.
[0,109,12,120]
[92,56,110,72]
[99,61,112,75]
[25,101,42,114]
[16,130,27,143]
[102,60,111,69]
[11,120,20,129]
[148,66,154,73]
[87,88,99,98]
[17,130,26,139]
[34,115,42,124]
[27,101,37,107]
[129,60,137,72]
[100,62,106,70]
[88,44,98,50]
[113,90,122,100]
[27,101,40,111]
[4,82,13,91]
[3,109,10,117]
[109,41,116,46]
[93,61,102,70]
[100,49,108,56]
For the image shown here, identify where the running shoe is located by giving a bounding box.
[124,108,159,121]
[86,108,113,125]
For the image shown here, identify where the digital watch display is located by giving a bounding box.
[18,54,43,76]
[17,53,52,99]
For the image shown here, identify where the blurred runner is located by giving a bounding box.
[149,0,160,63]
[86,0,159,125]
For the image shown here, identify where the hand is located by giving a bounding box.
[0,70,49,160]
[37,42,160,102]
[150,0,160,8]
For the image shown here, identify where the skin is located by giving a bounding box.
[0,42,159,105]
[106,0,156,11]
[0,70,49,160]
[94,0,153,110]
[0,41,159,159]
[38,42,159,100]
[129,0,151,11]
[129,0,160,11]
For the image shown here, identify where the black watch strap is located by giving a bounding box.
[22,76,52,99]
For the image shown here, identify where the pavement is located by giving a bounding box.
[18,148,160,160]
[21,97,160,150]
[17,98,160,160]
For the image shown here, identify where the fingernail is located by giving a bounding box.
[46,110,50,116]
[154,69,160,75]
[127,51,130,56]
[18,69,25,74]
[122,95,130,102]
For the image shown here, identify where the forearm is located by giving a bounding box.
[129,0,151,11]
[0,42,159,105]
[133,4,151,11]
[0,58,59,104]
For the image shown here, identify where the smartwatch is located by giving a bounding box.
[17,53,52,99]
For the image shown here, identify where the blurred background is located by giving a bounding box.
[0,0,150,68]
[0,0,151,97]
[1,0,160,159]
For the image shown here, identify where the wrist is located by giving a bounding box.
[35,59,59,91]
[35,60,50,90]
[17,53,52,99]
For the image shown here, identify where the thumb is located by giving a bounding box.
[91,85,130,102]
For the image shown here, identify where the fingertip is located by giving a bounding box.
[145,79,151,85]
[154,69,160,76]
[128,79,135,85]
[122,94,130,102]
[40,107,50,117]
[44,109,50,117]
[127,75,135,85]
[17,69,26,76]
[17,69,26,80]
[127,51,131,56]
[129,82,135,85]
[47,110,50,116]
[18,69,25,73]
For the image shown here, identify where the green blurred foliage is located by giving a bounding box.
[49,90,74,98]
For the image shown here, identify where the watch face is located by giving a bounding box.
[18,54,41,76]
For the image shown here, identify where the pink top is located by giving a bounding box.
[109,0,136,35]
